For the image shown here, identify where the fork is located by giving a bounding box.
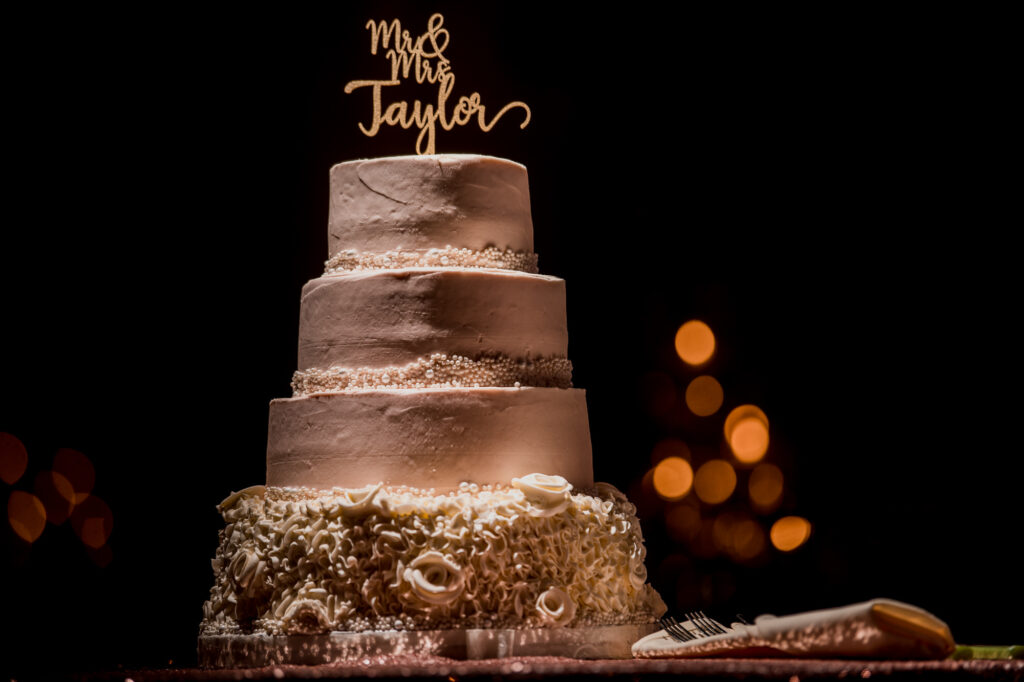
[659,611,732,642]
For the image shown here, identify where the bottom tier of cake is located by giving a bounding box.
[200,475,665,652]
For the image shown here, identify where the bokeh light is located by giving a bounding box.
[724,404,770,463]
[8,491,47,543]
[712,512,767,562]
[693,459,737,504]
[675,320,715,366]
[34,471,76,525]
[0,432,28,485]
[685,375,724,416]
[53,448,95,505]
[665,503,701,542]
[748,463,784,512]
[770,515,812,552]
[71,495,113,549]
[651,438,691,465]
[653,457,694,500]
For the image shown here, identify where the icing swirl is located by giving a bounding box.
[402,551,466,606]
[511,473,572,517]
[536,587,576,627]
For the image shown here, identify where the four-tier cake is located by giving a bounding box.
[198,155,664,665]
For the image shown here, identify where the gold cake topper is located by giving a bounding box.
[344,13,532,154]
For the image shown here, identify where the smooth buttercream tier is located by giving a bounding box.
[297,269,568,372]
[201,480,665,636]
[266,388,593,490]
[329,155,533,259]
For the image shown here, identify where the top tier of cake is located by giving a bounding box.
[325,155,537,273]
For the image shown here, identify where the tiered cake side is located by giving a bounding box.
[267,154,593,490]
[199,155,664,658]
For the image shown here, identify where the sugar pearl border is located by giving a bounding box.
[292,353,573,395]
[324,246,540,274]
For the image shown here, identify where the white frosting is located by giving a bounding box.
[328,155,534,259]
[266,388,594,491]
[511,473,573,517]
[201,479,665,636]
[296,269,569,372]
[536,587,577,627]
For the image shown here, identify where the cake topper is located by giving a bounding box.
[344,13,532,154]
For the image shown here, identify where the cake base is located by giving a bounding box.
[198,624,658,667]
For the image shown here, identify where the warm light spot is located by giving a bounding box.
[640,372,676,418]
[724,405,770,463]
[34,471,75,525]
[685,375,724,417]
[771,516,812,552]
[53,448,95,504]
[0,432,28,485]
[675,320,715,366]
[71,495,113,548]
[731,518,766,561]
[749,463,784,511]
[653,457,694,500]
[665,504,701,542]
[712,512,766,561]
[651,438,691,465]
[693,459,737,504]
[81,517,107,549]
[8,491,46,543]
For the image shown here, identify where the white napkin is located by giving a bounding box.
[633,598,955,659]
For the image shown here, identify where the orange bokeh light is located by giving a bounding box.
[693,459,737,505]
[0,432,28,485]
[770,516,812,552]
[8,491,47,543]
[653,457,694,500]
[724,404,770,463]
[71,495,113,549]
[685,375,724,417]
[665,503,701,542]
[748,463,784,511]
[53,448,94,505]
[651,438,691,465]
[34,471,75,525]
[675,320,715,366]
[712,512,766,562]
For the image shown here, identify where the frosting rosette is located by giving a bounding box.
[402,551,465,606]
[329,483,382,517]
[536,587,576,627]
[511,473,572,517]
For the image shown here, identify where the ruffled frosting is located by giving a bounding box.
[201,476,664,635]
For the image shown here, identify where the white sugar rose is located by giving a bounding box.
[511,473,572,517]
[281,598,330,634]
[536,587,576,627]
[403,551,465,606]
[329,483,382,517]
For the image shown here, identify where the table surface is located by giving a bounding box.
[45,656,1024,681]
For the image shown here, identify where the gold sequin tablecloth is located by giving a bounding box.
[53,656,1023,681]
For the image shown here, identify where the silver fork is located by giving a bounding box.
[659,611,731,642]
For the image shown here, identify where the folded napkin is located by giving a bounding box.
[633,598,955,659]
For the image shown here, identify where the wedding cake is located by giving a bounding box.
[198,155,664,665]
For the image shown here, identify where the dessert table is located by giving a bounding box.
[61,656,1023,681]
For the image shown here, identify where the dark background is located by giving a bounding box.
[2,2,1019,674]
